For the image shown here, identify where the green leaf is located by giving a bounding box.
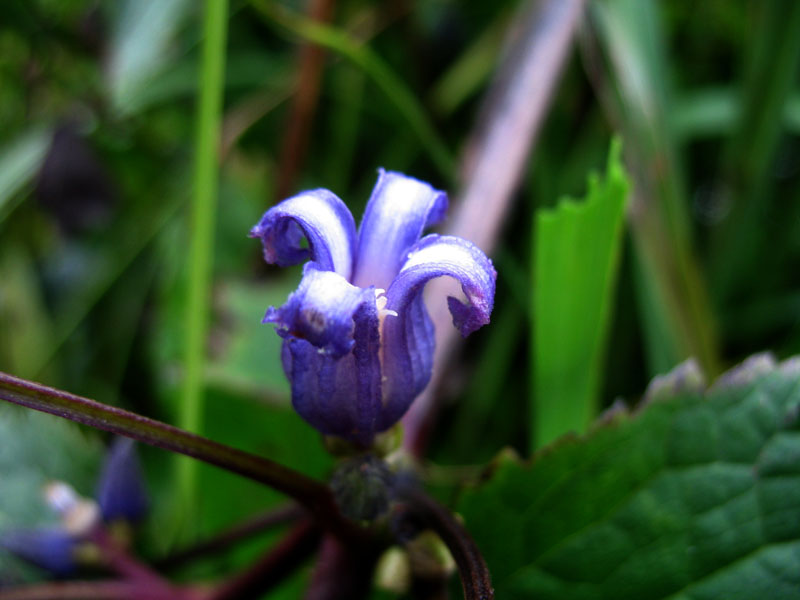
[459,355,800,599]
[205,278,293,400]
[532,138,630,448]
[0,129,51,224]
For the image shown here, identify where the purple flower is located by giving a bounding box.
[0,529,77,577]
[96,437,149,524]
[0,439,148,577]
[250,169,496,444]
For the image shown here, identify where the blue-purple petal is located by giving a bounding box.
[250,189,357,278]
[267,267,382,443]
[379,235,496,426]
[1,528,77,576]
[352,170,448,290]
[266,266,373,358]
[96,437,149,524]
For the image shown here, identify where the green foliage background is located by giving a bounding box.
[1,0,800,597]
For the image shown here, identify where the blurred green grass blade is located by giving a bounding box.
[672,88,738,141]
[589,0,720,377]
[324,65,365,191]
[178,0,228,533]
[673,88,800,141]
[31,194,183,377]
[786,93,800,131]
[0,249,53,379]
[723,1,800,187]
[710,1,800,302]
[253,0,454,178]
[107,0,192,115]
[122,50,290,115]
[532,139,629,450]
[0,129,51,224]
[429,11,509,116]
[447,300,524,462]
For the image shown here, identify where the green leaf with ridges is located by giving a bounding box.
[459,356,800,599]
[532,138,630,448]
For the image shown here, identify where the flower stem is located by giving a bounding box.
[155,504,305,571]
[88,528,168,587]
[0,581,196,600]
[396,488,494,600]
[205,520,321,600]
[0,372,360,541]
[179,0,229,526]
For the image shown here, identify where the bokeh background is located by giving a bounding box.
[1,0,799,590]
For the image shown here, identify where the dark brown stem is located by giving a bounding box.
[155,503,305,571]
[276,0,336,198]
[0,581,198,600]
[88,528,167,586]
[205,520,322,600]
[0,371,361,542]
[396,489,493,600]
[304,534,380,600]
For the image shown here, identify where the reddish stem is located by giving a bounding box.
[88,528,168,587]
[155,503,305,571]
[396,488,494,600]
[276,0,337,198]
[0,371,363,543]
[305,534,380,600]
[205,520,322,600]
[0,580,198,600]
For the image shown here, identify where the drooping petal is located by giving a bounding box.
[379,235,496,427]
[0,528,77,576]
[96,438,148,524]
[266,266,382,443]
[250,189,357,278]
[352,170,448,290]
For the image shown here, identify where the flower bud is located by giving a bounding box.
[96,438,148,524]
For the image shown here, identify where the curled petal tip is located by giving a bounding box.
[447,295,492,337]
[251,189,357,277]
